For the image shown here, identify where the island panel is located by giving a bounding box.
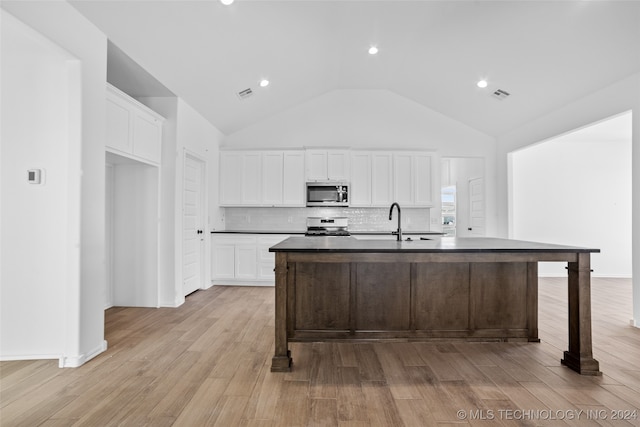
[470,262,528,330]
[355,263,411,331]
[414,262,470,331]
[293,262,350,331]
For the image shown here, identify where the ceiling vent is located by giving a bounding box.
[492,89,510,100]
[237,87,253,100]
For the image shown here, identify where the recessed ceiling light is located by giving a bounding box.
[477,80,488,88]
[220,0,234,5]
[368,46,379,55]
[259,79,270,88]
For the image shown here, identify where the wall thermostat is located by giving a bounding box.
[28,169,42,184]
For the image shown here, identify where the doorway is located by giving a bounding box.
[105,152,159,307]
[440,157,485,237]
[510,112,632,277]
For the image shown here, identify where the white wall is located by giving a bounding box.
[1,11,73,361]
[0,4,108,366]
[496,73,640,324]
[224,89,498,236]
[511,131,631,277]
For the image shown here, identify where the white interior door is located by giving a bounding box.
[469,177,485,237]
[183,154,205,296]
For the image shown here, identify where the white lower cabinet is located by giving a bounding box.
[211,234,290,285]
[212,243,235,279]
[235,244,258,279]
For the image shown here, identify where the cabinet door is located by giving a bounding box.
[212,244,235,279]
[262,152,284,206]
[327,150,350,181]
[371,152,393,206]
[241,152,262,205]
[106,97,132,153]
[235,245,257,279]
[350,152,372,206]
[258,235,289,280]
[283,151,305,206]
[219,152,243,205]
[305,150,328,181]
[394,153,414,205]
[132,111,162,164]
[414,153,433,206]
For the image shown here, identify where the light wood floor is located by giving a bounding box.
[2,278,640,426]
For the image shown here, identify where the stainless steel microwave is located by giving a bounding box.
[306,182,349,207]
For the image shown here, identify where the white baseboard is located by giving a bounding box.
[60,340,108,368]
[1,340,108,368]
[211,280,274,287]
[1,353,62,363]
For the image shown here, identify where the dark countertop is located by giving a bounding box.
[211,230,443,235]
[269,236,600,253]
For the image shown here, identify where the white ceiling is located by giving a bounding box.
[69,0,640,138]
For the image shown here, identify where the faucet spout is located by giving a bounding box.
[389,202,402,242]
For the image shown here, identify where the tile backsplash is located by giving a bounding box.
[222,207,430,232]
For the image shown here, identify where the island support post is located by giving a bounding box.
[271,252,292,372]
[561,252,601,375]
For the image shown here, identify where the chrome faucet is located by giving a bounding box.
[389,202,402,242]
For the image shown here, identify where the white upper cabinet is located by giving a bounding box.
[262,152,284,206]
[282,151,305,206]
[219,148,434,208]
[371,152,394,206]
[132,111,162,162]
[350,152,372,206]
[393,153,414,205]
[219,150,305,207]
[241,152,262,206]
[219,152,243,205]
[106,96,132,153]
[413,153,434,206]
[393,152,434,207]
[305,149,350,181]
[350,151,432,207]
[105,84,164,165]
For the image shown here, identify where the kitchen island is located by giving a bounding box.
[269,236,601,375]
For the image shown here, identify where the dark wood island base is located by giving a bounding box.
[269,237,601,376]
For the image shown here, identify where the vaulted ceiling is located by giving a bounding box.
[69,0,640,138]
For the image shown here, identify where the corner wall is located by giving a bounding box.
[0,3,108,365]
